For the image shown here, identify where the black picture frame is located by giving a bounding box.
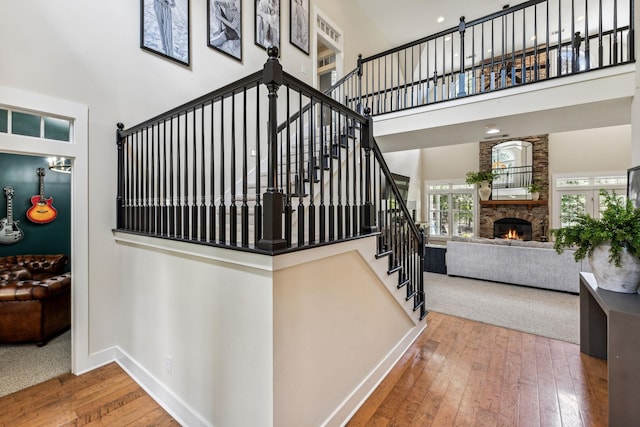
[141,0,190,66]
[254,0,280,51]
[207,0,242,61]
[627,165,640,208]
[289,0,309,55]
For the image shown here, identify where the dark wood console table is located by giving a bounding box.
[580,272,640,425]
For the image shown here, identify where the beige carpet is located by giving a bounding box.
[0,330,71,397]
[424,272,580,344]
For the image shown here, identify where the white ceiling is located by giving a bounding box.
[353,0,519,48]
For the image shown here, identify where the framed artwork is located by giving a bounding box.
[208,0,242,61]
[141,0,190,66]
[627,166,640,208]
[254,0,280,51]
[290,0,309,54]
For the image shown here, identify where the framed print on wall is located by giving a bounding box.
[141,0,190,66]
[628,165,640,208]
[290,0,309,54]
[255,0,280,51]
[208,0,242,61]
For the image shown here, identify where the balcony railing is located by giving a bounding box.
[325,0,634,116]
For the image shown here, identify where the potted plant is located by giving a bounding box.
[552,190,640,293]
[465,171,495,201]
[527,182,543,200]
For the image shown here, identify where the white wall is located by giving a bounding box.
[549,125,631,174]
[383,149,422,215]
[273,249,414,426]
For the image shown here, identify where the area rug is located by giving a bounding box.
[424,272,580,344]
[0,330,71,397]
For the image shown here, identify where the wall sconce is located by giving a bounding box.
[48,157,72,173]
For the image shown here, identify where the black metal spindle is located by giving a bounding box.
[255,81,262,245]
[191,107,197,240]
[209,101,216,242]
[200,106,206,242]
[182,111,189,239]
[284,87,292,247]
[230,94,238,245]
[318,101,326,243]
[241,89,249,247]
[308,99,316,244]
[218,98,226,244]
[613,0,619,63]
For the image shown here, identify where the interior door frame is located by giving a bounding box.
[0,86,90,374]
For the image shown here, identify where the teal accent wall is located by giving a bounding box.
[0,153,71,259]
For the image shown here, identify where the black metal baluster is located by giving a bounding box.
[254,82,262,245]
[218,98,226,244]
[318,101,326,243]
[183,110,189,239]
[329,108,335,241]
[558,0,563,76]
[191,107,197,240]
[175,114,183,238]
[629,0,635,61]
[522,9,526,84]
[613,0,619,64]
[242,89,249,247]
[337,112,344,239]
[208,101,216,242]
[168,118,175,238]
[284,87,292,247]
[230,93,237,245]
[142,127,149,233]
[585,0,590,69]
[308,99,315,244]
[297,92,305,246]
[151,122,157,235]
[199,105,206,242]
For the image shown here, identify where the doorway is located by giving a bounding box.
[0,86,90,383]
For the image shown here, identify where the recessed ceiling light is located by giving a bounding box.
[530,35,537,41]
[454,53,459,57]
[437,16,445,23]
[444,36,451,42]
[487,49,492,53]
[485,125,501,135]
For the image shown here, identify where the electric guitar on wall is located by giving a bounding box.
[0,187,24,244]
[26,168,58,224]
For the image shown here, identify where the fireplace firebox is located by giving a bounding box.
[493,218,532,241]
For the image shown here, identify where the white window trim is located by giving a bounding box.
[551,170,627,229]
[425,179,478,240]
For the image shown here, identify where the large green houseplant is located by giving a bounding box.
[552,190,640,292]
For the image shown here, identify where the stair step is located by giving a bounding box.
[388,265,402,275]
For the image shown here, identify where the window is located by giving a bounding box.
[0,107,72,142]
[555,174,626,228]
[427,181,476,238]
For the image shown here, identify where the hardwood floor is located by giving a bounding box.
[0,363,178,426]
[347,312,609,427]
[0,312,608,426]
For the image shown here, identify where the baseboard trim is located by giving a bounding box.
[114,347,212,427]
[322,322,427,426]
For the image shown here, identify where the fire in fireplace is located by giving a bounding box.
[493,218,532,241]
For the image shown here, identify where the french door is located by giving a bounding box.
[558,188,626,227]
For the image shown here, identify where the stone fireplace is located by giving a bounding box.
[478,135,549,241]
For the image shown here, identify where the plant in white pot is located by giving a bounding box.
[465,171,495,201]
[527,182,543,200]
[552,190,640,293]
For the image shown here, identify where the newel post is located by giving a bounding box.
[116,122,125,230]
[360,108,377,233]
[258,47,287,251]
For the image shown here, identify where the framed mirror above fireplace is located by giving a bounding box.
[491,140,533,200]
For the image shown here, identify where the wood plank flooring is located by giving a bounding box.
[0,312,608,426]
[0,363,178,426]
[347,312,609,427]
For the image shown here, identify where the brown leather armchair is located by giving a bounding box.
[0,255,70,346]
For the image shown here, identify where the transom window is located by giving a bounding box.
[0,107,72,142]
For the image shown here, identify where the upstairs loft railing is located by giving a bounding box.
[325,0,635,115]
[116,48,426,319]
